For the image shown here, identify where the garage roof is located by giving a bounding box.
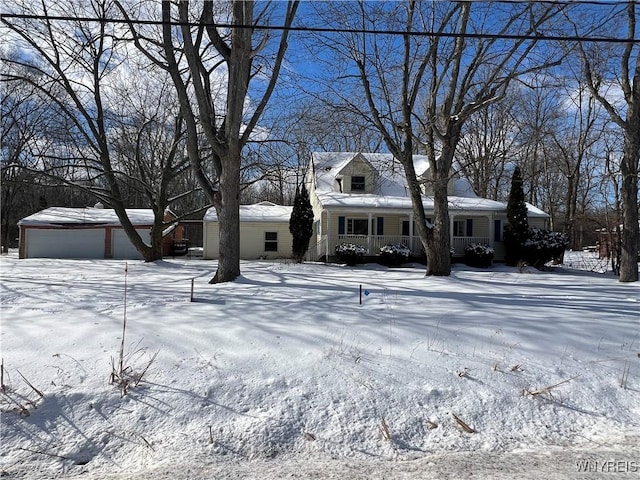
[204,202,293,223]
[18,207,156,227]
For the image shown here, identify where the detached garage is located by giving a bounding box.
[18,206,175,260]
[203,202,293,260]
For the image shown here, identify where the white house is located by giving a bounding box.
[203,202,294,260]
[18,206,182,259]
[305,152,549,262]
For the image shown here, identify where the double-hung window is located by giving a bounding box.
[265,232,278,252]
[453,219,473,237]
[351,176,365,192]
[347,218,368,235]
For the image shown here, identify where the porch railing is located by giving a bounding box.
[451,236,490,256]
[334,235,422,256]
[314,234,491,259]
[305,236,328,262]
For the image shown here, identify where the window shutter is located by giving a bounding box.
[377,217,384,235]
[466,219,473,236]
[494,220,502,242]
[338,216,345,235]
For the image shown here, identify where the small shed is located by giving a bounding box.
[18,206,182,259]
[596,220,640,260]
[203,202,294,260]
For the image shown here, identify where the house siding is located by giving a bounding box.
[451,216,490,238]
[203,221,294,260]
[339,155,377,194]
[240,222,293,259]
[203,221,220,259]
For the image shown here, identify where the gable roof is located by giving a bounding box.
[311,152,418,197]
[18,207,157,227]
[309,152,548,218]
[204,202,293,223]
[310,152,476,198]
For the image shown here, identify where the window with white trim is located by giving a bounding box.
[453,219,473,237]
[264,232,278,252]
[347,218,368,235]
[351,176,366,192]
[453,220,466,237]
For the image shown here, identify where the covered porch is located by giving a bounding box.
[306,209,504,262]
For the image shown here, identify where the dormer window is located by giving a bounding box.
[351,176,365,192]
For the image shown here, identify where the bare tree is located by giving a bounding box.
[312,1,563,276]
[456,91,519,201]
[511,73,565,217]
[551,79,605,250]
[1,75,99,251]
[239,98,385,205]
[108,76,202,252]
[119,0,299,282]
[2,0,187,261]
[1,73,50,252]
[573,3,639,282]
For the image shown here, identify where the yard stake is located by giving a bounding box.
[119,263,128,379]
[191,278,195,302]
[360,284,362,305]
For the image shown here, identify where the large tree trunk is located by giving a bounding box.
[619,134,639,282]
[211,149,242,283]
[425,184,451,276]
[209,1,253,283]
[425,139,454,277]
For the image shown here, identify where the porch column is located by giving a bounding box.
[325,210,331,259]
[450,214,456,254]
[409,212,414,252]
[488,214,494,247]
[368,212,373,253]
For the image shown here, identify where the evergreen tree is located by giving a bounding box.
[289,183,314,263]
[504,166,529,265]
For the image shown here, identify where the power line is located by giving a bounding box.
[2,12,639,44]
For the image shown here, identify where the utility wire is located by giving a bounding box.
[1,12,639,44]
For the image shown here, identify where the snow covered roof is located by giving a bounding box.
[524,203,550,218]
[310,152,477,198]
[310,152,548,218]
[204,202,293,223]
[18,207,157,227]
[316,192,547,216]
[311,152,420,197]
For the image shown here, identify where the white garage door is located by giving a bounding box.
[25,228,105,258]
[112,228,149,259]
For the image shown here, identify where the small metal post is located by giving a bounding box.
[190,278,195,302]
[359,284,362,305]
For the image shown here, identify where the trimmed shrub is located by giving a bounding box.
[464,243,494,268]
[522,228,569,269]
[335,243,367,266]
[379,243,411,266]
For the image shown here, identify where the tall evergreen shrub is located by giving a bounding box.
[289,183,314,263]
[504,166,529,266]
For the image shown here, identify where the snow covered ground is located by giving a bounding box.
[1,251,638,479]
